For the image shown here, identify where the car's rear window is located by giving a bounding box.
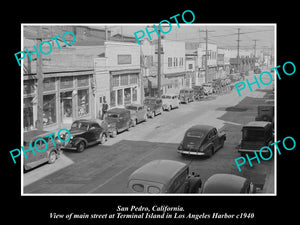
[125,105,137,110]
[186,131,204,138]
[107,113,119,118]
[71,122,89,130]
[148,186,160,193]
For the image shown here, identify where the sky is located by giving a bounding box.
[91,24,275,52]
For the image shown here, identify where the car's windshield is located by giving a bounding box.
[125,105,137,110]
[71,122,89,130]
[243,128,265,141]
[186,131,204,138]
[107,113,119,118]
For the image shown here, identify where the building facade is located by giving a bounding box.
[94,41,141,117]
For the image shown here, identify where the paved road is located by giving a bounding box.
[23,74,275,194]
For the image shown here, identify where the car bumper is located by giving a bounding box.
[61,142,77,150]
[238,148,269,153]
[177,150,205,156]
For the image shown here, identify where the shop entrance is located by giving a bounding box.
[61,91,73,124]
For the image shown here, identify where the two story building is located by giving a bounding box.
[94,41,142,116]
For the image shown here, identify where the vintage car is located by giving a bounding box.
[202,82,213,95]
[161,93,180,111]
[178,125,226,157]
[62,119,109,152]
[125,104,148,126]
[128,160,202,193]
[237,121,273,155]
[104,108,131,137]
[255,105,274,123]
[23,130,62,170]
[179,88,194,104]
[143,97,163,119]
[201,174,256,193]
[193,85,205,101]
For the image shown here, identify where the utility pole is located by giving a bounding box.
[157,28,161,97]
[253,39,258,58]
[236,28,241,72]
[199,28,214,83]
[36,27,44,130]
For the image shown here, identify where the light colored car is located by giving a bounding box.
[202,83,213,95]
[201,173,256,193]
[161,93,180,111]
[128,160,202,193]
[125,104,148,127]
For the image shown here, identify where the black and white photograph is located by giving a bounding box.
[21,24,276,195]
[4,5,298,225]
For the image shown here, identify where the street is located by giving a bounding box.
[23,74,275,194]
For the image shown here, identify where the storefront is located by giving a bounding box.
[110,70,140,107]
[23,70,94,131]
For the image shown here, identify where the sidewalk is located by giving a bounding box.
[262,163,275,194]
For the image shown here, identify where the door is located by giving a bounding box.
[88,123,102,141]
[209,128,219,149]
[61,91,73,124]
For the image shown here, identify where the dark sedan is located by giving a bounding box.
[177,125,226,157]
[62,119,109,152]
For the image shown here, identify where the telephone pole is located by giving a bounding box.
[36,27,44,130]
[236,28,241,72]
[157,28,161,97]
[199,28,214,83]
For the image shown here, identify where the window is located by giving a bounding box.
[124,88,131,105]
[117,89,123,105]
[148,186,161,193]
[61,91,72,118]
[173,57,176,67]
[112,75,119,87]
[78,89,89,117]
[110,90,116,107]
[43,94,56,125]
[188,64,193,70]
[77,75,89,87]
[24,97,33,129]
[168,57,172,67]
[24,80,36,95]
[60,77,73,89]
[132,87,137,102]
[120,74,129,86]
[130,74,138,84]
[186,131,204,138]
[43,77,56,92]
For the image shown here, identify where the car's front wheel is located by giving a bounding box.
[48,151,56,164]
[77,141,85,152]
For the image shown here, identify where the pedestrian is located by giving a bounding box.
[102,98,108,120]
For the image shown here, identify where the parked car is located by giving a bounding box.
[193,85,205,101]
[202,83,213,95]
[237,121,274,156]
[62,119,108,152]
[179,88,194,104]
[255,105,274,123]
[161,93,180,111]
[128,160,202,193]
[178,125,226,157]
[143,97,163,118]
[23,130,62,170]
[125,103,148,127]
[104,108,131,137]
[201,174,256,193]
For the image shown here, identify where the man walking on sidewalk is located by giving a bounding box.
[102,97,108,120]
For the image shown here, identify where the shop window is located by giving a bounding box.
[77,75,89,87]
[61,76,73,89]
[132,87,137,102]
[112,75,120,87]
[23,97,33,130]
[110,90,116,107]
[130,74,138,84]
[43,94,56,125]
[78,89,89,117]
[61,91,72,118]
[117,89,123,106]
[168,57,172,67]
[120,74,129,86]
[43,77,56,92]
[24,80,36,95]
[124,88,131,105]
